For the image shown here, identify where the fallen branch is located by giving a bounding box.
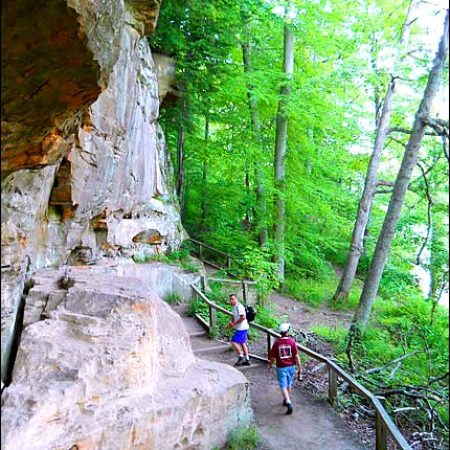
[363,350,422,376]
[428,371,449,386]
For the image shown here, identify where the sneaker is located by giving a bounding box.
[234,356,245,366]
[283,400,288,407]
[242,359,251,366]
[286,404,293,415]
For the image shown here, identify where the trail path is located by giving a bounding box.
[176,308,367,450]
[270,292,354,333]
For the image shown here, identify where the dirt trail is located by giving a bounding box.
[270,292,353,333]
[176,303,368,450]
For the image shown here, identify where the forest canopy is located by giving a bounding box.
[151,1,449,445]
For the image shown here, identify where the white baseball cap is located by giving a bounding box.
[278,323,291,333]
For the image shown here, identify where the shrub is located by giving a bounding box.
[282,274,337,308]
[223,426,259,450]
[165,293,182,304]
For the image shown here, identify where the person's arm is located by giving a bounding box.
[268,357,276,370]
[228,314,245,328]
[296,353,303,380]
[268,343,276,370]
[228,305,246,328]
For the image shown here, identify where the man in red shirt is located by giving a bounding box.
[269,323,303,414]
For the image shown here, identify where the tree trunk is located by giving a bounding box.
[415,162,433,265]
[200,109,210,231]
[274,17,294,285]
[333,1,415,303]
[176,90,188,216]
[242,28,268,246]
[352,11,449,331]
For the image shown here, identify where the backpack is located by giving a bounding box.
[245,305,256,322]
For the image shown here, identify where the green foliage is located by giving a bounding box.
[165,293,182,304]
[282,273,335,308]
[235,246,279,302]
[208,326,220,340]
[151,0,449,443]
[223,426,259,450]
[132,248,200,273]
[315,297,450,436]
[313,326,348,354]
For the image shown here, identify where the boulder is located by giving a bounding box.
[1,267,252,450]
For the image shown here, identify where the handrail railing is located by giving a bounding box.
[187,238,257,304]
[187,238,234,271]
[204,275,256,306]
[190,283,411,450]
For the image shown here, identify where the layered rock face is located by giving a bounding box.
[1,0,183,272]
[1,0,182,394]
[1,267,251,450]
[1,2,252,448]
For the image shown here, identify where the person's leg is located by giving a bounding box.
[282,367,295,414]
[281,387,291,404]
[277,368,291,405]
[241,338,251,365]
[231,331,246,365]
[231,341,243,356]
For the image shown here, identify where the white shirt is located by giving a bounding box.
[233,303,249,331]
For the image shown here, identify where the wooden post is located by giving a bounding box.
[209,306,216,331]
[375,413,388,450]
[242,281,247,304]
[267,334,274,359]
[328,367,337,406]
[200,275,206,292]
[227,256,232,270]
[199,243,203,260]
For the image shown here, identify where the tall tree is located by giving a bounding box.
[200,107,210,231]
[350,10,449,332]
[334,0,415,303]
[176,80,188,215]
[241,7,268,246]
[274,5,294,285]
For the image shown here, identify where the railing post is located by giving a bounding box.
[376,413,388,450]
[209,305,216,331]
[199,243,203,259]
[242,281,247,304]
[328,367,337,406]
[200,275,206,292]
[267,334,274,360]
[227,256,232,270]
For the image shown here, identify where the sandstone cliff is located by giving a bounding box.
[1,1,252,448]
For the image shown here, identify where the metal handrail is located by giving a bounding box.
[190,283,411,450]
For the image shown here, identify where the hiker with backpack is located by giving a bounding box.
[227,293,251,366]
[268,323,303,415]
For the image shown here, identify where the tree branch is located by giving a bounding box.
[363,350,422,376]
[388,127,442,136]
[375,189,393,195]
[423,116,449,138]
[376,180,395,187]
[442,136,449,163]
[416,161,433,265]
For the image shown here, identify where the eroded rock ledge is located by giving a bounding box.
[1,0,185,388]
[1,0,182,272]
[1,266,251,449]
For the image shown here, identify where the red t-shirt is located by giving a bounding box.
[269,337,298,368]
